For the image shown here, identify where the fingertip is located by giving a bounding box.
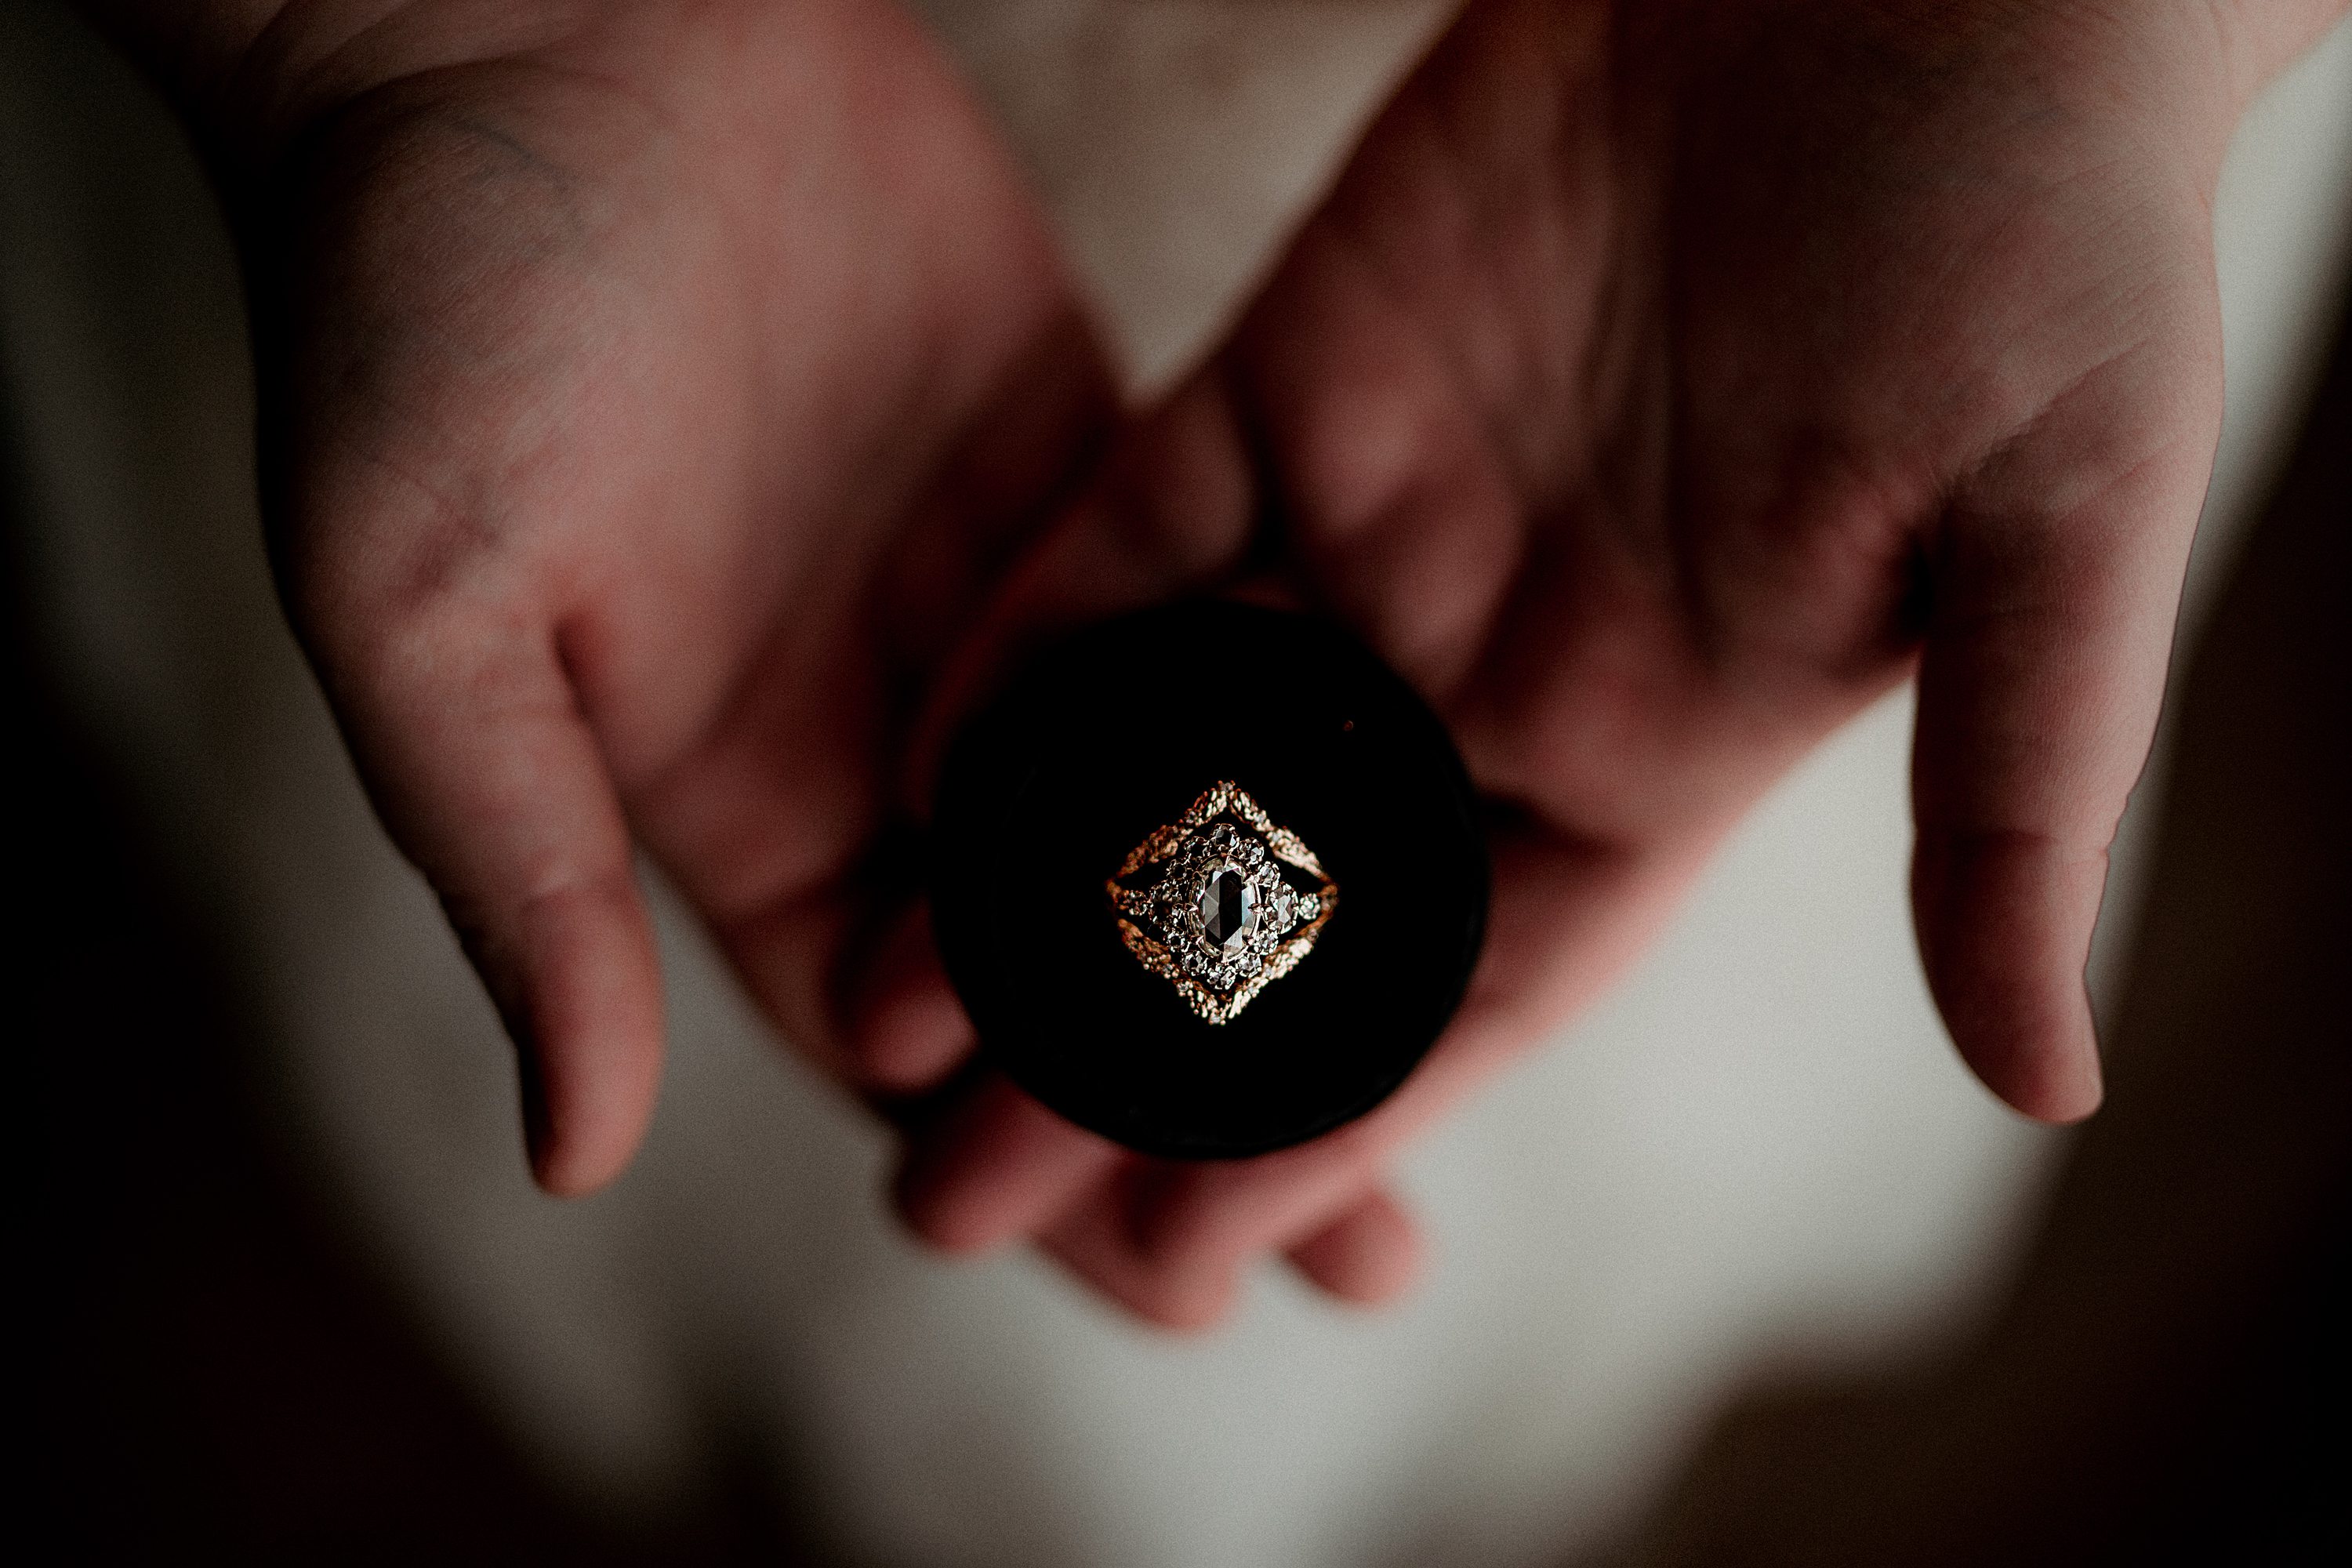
[1953,1019,2105,1125]
[891,1156,999,1256]
[848,903,977,1093]
[1287,1187,1425,1308]
[2038,1073,2104,1125]
[861,983,976,1094]
[893,1076,1120,1255]
[1958,1031,2108,1128]
[1912,827,2109,1128]
[528,1050,658,1196]
[530,1131,629,1200]
[1040,1218,1242,1334]
[500,876,667,1199]
[1136,1269,1240,1334]
[1991,1029,2104,1125]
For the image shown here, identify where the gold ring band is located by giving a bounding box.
[1105,780,1338,1024]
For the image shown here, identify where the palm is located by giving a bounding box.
[895,0,2231,1323]
[249,0,1109,1190]
[1243,0,2224,1060]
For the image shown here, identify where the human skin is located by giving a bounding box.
[83,0,1428,1308]
[85,0,2348,1327]
[82,0,1123,1192]
[868,0,2352,1324]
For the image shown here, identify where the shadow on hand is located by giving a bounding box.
[6,410,840,1568]
[1594,285,2352,1568]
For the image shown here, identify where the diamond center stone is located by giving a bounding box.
[1200,867,1258,950]
[1105,782,1339,1023]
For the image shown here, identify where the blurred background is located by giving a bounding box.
[10,2,2349,1563]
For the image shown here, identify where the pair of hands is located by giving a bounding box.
[114,0,2335,1327]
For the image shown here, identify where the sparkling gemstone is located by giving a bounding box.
[1199,866,1258,950]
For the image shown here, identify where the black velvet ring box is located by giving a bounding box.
[931,601,1488,1159]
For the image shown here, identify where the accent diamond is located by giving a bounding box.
[1103,780,1340,1025]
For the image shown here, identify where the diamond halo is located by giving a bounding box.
[1105,781,1338,1024]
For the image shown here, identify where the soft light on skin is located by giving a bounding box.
[70,0,2352,1327]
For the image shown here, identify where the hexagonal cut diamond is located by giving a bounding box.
[1105,780,1338,1025]
[1199,866,1258,950]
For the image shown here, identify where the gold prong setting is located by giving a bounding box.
[1105,781,1337,1024]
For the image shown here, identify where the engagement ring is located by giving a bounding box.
[1105,780,1338,1024]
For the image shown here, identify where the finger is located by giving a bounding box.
[1913,348,2223,1122]
[1044,1169,1421,1327]
[1056,1070,1472,1319]
[1285,1185,1425,1307]
[1051,825,1698,1310]
[630,637,956,1098]
[1038,1170,1243,1333]
[628,616,884,1077]
[1216,211,1529,703]
[893,1073,1123,1256]
[844,900,979,1093]
[325,613,664,1197]
[907,372,1258,791]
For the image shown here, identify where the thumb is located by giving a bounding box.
[312,596,665,1196]
[1911,338,2222,1122]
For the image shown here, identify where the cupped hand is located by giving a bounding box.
[155,0,1428,1313]
[143,0,2333,1330]
[198,0,1112,1193]
[879,0,2316,1325]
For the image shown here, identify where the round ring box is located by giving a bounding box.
[930,601,1487,1159]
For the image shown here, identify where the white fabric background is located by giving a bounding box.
[5,5,2349,1564]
